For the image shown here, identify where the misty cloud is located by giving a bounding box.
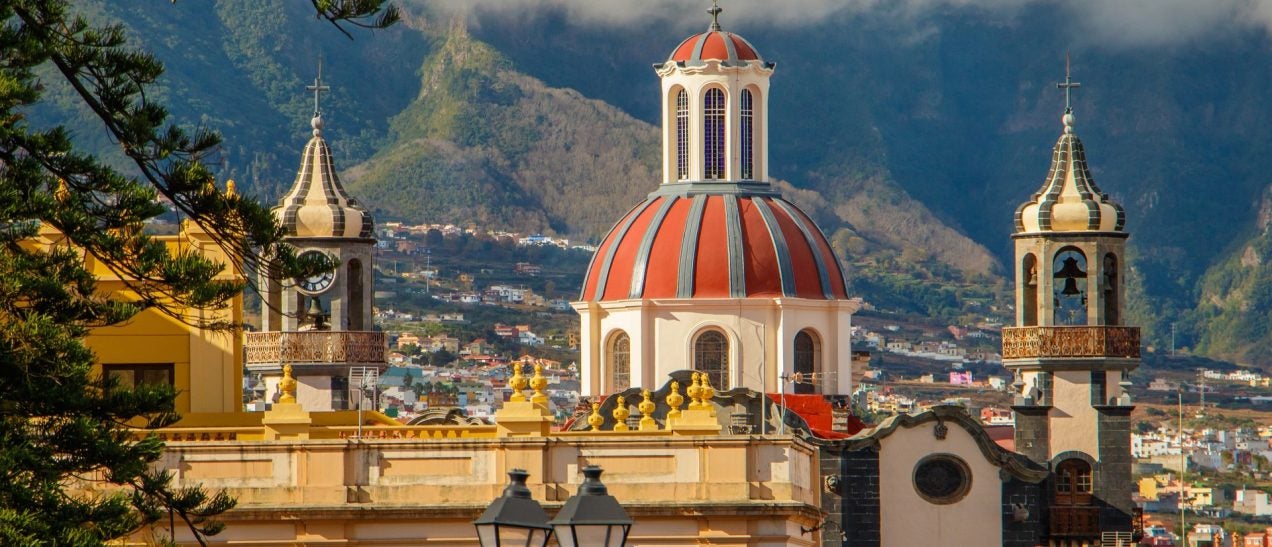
[427,0,1272,48]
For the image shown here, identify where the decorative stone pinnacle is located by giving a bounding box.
[54,178,69,201]
[612,395,630,431]
[700,374,716,416]
[588,402,604,431]
[666,380,684,420]
[686,372,703,410]
[638,389,657,431]
[225,179,237,198]
[279,364,297,404]
[508,364,527,402]
[530,363,548,406]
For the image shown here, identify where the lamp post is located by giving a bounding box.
[473,469,552,547]
[549,466,633,547]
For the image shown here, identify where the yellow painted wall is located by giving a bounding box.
[34,222,244,414]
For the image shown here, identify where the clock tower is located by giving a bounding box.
[247,67,384,411]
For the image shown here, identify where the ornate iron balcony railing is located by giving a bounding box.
[244,331,386,365]
[1002,326,1140,360]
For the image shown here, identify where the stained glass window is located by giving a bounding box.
[694,330,729,388]
[794,330,816,394]
[609,331,630,392]
[741,89,754,179]
[676,89,689,180]
[703,88,726,179]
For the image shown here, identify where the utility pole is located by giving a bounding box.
[1171,323,1177,356]
[1179,390,1187,547]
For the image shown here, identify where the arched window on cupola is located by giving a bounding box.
[1022,253,1038,326]
[741,88,755,180]
[676,89,689,180]
[1052,247,1088,326]
[607,331,631,393]
[703,88,726,180]
[693,329,729,389]
[793,330,820,394]
[1103,253,1119,325]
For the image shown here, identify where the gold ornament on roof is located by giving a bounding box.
[666,380,684,420]
[509,364,527,402]
[638,389,657,431]
[530,363,548,406]
[225,179,237,198]
[587,402,604,431]
[54,178,69,202]
[612,395,630,432]
[686,373,703,411]
[279,364,297,404]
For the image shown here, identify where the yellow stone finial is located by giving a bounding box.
[203,177,216,194]
[638,389,657,431]
[530,363,548,407]
[279,364,297,404]
[686,372,703,411]
[225,179,237,198]
[666,380,684,420]
[54,178,70,201]
[587,402,604,431]
[509,364,527,403]
[700,374,716,417]
[612,395,630,432]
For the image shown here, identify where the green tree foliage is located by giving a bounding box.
[0,0,394,544]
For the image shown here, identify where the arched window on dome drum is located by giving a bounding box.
[1022,253,1038,327]
[1103,253,1118,326]
[703,88,726,180]
[694,330,729,388]
[676,89,689,180]
[793,330,819,394]
[741,89,754,179]
[608,331,631,393]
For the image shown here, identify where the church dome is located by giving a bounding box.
[580,188,848,301]
[668,30,762,65]
[1014,112,1125,234]
[273,114,374,239]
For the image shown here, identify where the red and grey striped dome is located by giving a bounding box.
[581,189,848,301]
[669,31,763,65]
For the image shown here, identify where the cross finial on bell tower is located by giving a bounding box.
[1056,51,1081,115]
[306,56,330,116]
[708,1,723,31]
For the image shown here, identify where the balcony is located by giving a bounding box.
[1002,326,1140,360]
[244,331,386,366]
[1049,505,1100,539]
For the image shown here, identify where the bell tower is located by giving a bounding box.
[248,64,384,411]
[1004,60,1139,544]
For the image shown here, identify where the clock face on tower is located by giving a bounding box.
[295,250,336,295]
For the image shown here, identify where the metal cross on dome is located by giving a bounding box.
[1056,52,1081,113]
[708,0,722,31]
[307,57,330,115]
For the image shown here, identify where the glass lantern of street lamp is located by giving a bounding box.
[473,469,552,547]
[549,466,633,547]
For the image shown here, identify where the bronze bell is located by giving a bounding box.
[307,297,328,329]
[1054,256,1087,296]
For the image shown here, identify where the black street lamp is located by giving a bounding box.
[549,466,633,547]
[474,469,553,547]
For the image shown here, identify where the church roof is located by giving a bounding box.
[668,30,762,65]
[580,184,849,302]
[273,114,374,239]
